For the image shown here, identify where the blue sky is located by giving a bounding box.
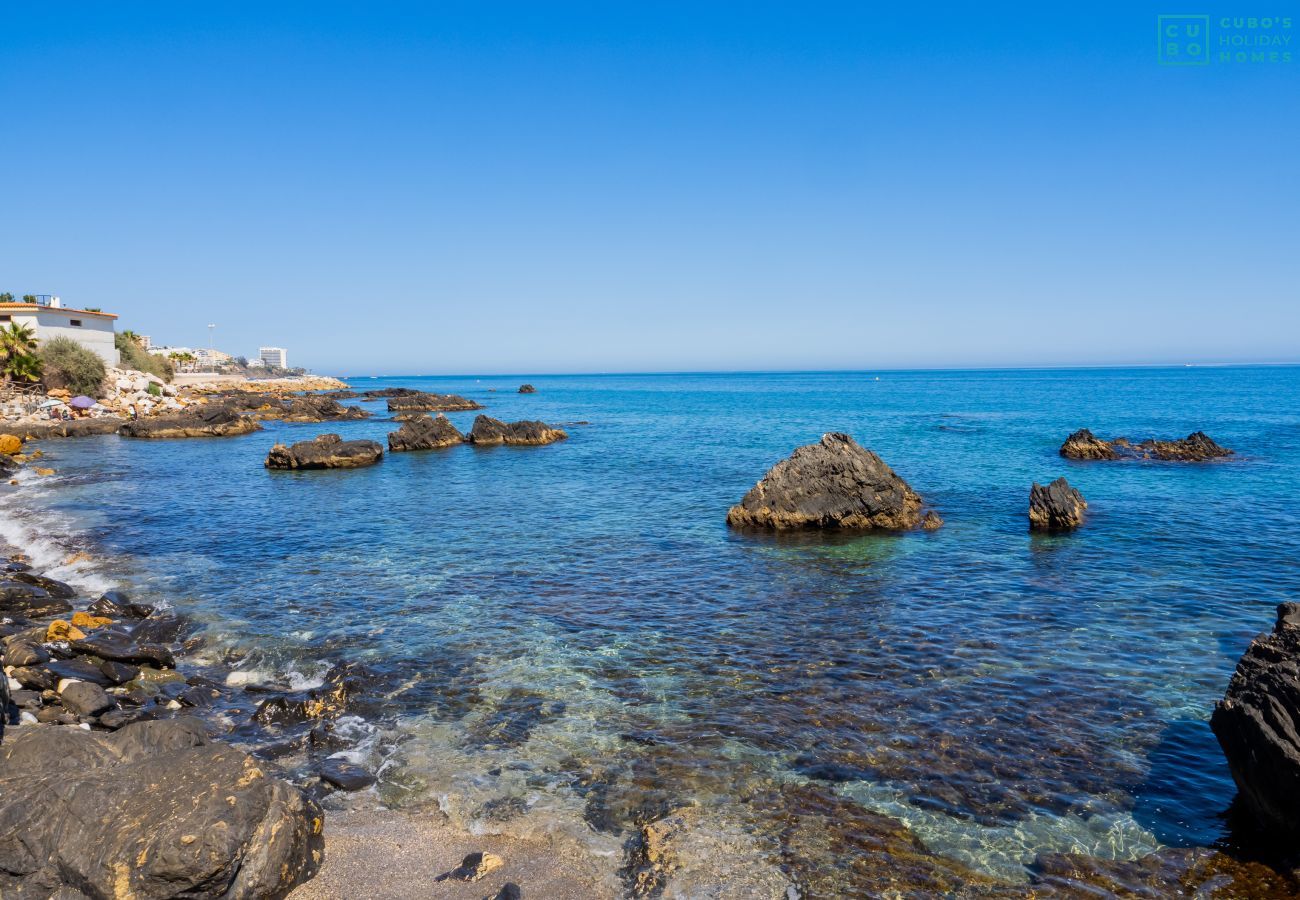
[1,3,1296,374]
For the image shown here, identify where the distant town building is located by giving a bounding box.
[138,335,152,350]
[246,357,266,369]
[259,347,288,369]
[0,295,120,366]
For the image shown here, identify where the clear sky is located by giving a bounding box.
[1,3,1296,375]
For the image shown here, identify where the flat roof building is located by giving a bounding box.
[259,347,288,369]
[0,296,120,367]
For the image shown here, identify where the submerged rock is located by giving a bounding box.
[1031,847,1297,896]
[465,415,568,446]
[518,383,536,394]
[1211,602,1300,840]
[119,404,262,439]
[265,434,383,470]
[319,758,377,791]
[1028,477,1087,531]
[388,413,464,452]
[726,433,941,531]
[1060,428,1233,461]
[0,718,324,898]
[386,392,482,413]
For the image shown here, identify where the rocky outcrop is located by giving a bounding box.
[386,392,483,413]
[1211,602,1300,840]
[265,434,383,469]
[1029,477,1087,531]
[119,404,262,439]
[0,579,73,618]
[388,414,464,452]
[12,419,125,440]
[279,395,370,423]
[465,415,568,446]
[726,433,941,531]
[0,718,323,898]
[518,384,536,394]
[1060,428,1232,461]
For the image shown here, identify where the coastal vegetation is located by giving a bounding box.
[115,331,174,383]
[38,336,106,396]
[0,321,42,387]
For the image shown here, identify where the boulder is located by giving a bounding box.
[318,758,377,791]
[1028,477,1087,531]
[265,434,383,470]
[119,404,262,439]
[1211,603,1300,839]
[58,680,115,717]
[465,415,568,446]
[386,392,483,413]
[70,630,176,667]
[388,414,465,452]
[518,384,536,394]
[0,718,324,898]
[0,581,73,618]
[8,571,77,599]
[0,434,22,455]
[280,396,370,423]
[726,433,942,531]
[1060,428,1232,461]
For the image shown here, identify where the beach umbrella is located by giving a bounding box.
[69,395,97,409]
[37,398,64,409]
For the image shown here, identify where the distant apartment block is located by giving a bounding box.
[259,347,288,369]
[0,295,120,366]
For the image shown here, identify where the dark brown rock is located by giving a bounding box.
[1031,847,1297,896]
[1060,428,1233,461]
[1211,602,1300,840]
[318,759,377,791]
[465,415,568,446]
[726,433,940,531]
[8,571,77,599]
[0,718,323,898]
[1028,477,1087,531]
[386,392,482,413]
[58,681,115,717]
[388,413,464,452]
[279,396,370,423]
[70,631,176,668]
[265,434,383,470]
[119,404,262,439]
[0,581,72,619]
[518,384,536,393]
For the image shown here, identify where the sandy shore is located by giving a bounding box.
[289,804,622,900]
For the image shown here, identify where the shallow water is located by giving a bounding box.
[5,367,1300,890]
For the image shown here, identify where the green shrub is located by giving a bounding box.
[40,337,107,396]
[115,332,175,382]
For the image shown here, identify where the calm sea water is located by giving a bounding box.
[5,367,1299,889]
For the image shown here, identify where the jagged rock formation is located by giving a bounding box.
[1060,428,1232,461]
[388,414,465,452]
[386,392,482,413]
[119,404,261,439]
[265,434,383,469]
[1029,477,1087,531]
[726,433,941,531]
[465,415,568,446]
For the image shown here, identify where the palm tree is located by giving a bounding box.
[0,321,40,386]
[6,352,42,384]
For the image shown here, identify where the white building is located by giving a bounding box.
[0,296,120,366]
[259,347,288,369]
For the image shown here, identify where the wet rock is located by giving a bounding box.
[119,403,262,439]
[97,706,150,730]
[1060,428,1233,461]
[129,614,190,645]
[0,718,323,897]
[319,758,378,791]
[280,395,371,422]
[1031,847,1297,896]
[438,851,504,883]
[11,666,58,692]
[466,415,568,446]
[69,611,113,631]
[388,413,465,452]
[47,659,115,687]
[10,419,124,440]
[3,641,49,667]
[1212,602,1300,840]
[0,582,72,619]
[9,571,77,599]
[46,619,86,641]
[98,659,141,685]
[386,391,482,413]
[1028,477,1087,531]
[624,808,694,896]
[59,680,115,717]
[726,432,941,531]
[518,384,536,393]
[87,590,154,619]
[10,688,42,710]
[265,433,383,470]
[69,631,176,668]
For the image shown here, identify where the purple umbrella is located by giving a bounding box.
[69,395,97,409]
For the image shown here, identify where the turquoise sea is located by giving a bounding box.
[4,366,1299,891]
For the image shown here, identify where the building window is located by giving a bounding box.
[70,319,82,327]
[0,315,9,322]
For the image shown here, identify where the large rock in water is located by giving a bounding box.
[1028,477,1087,531]
[1211,602,1300,840]
[1060,428,1232,461]
[0,581,73,618]
[279,395,370,423]
[726,433,942,531]
[386,392,482,413]
[0,718,323,898]
[465,415,568,446]
[265,434,383,470]
[388,413,464,451]
[119,404,262,439]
